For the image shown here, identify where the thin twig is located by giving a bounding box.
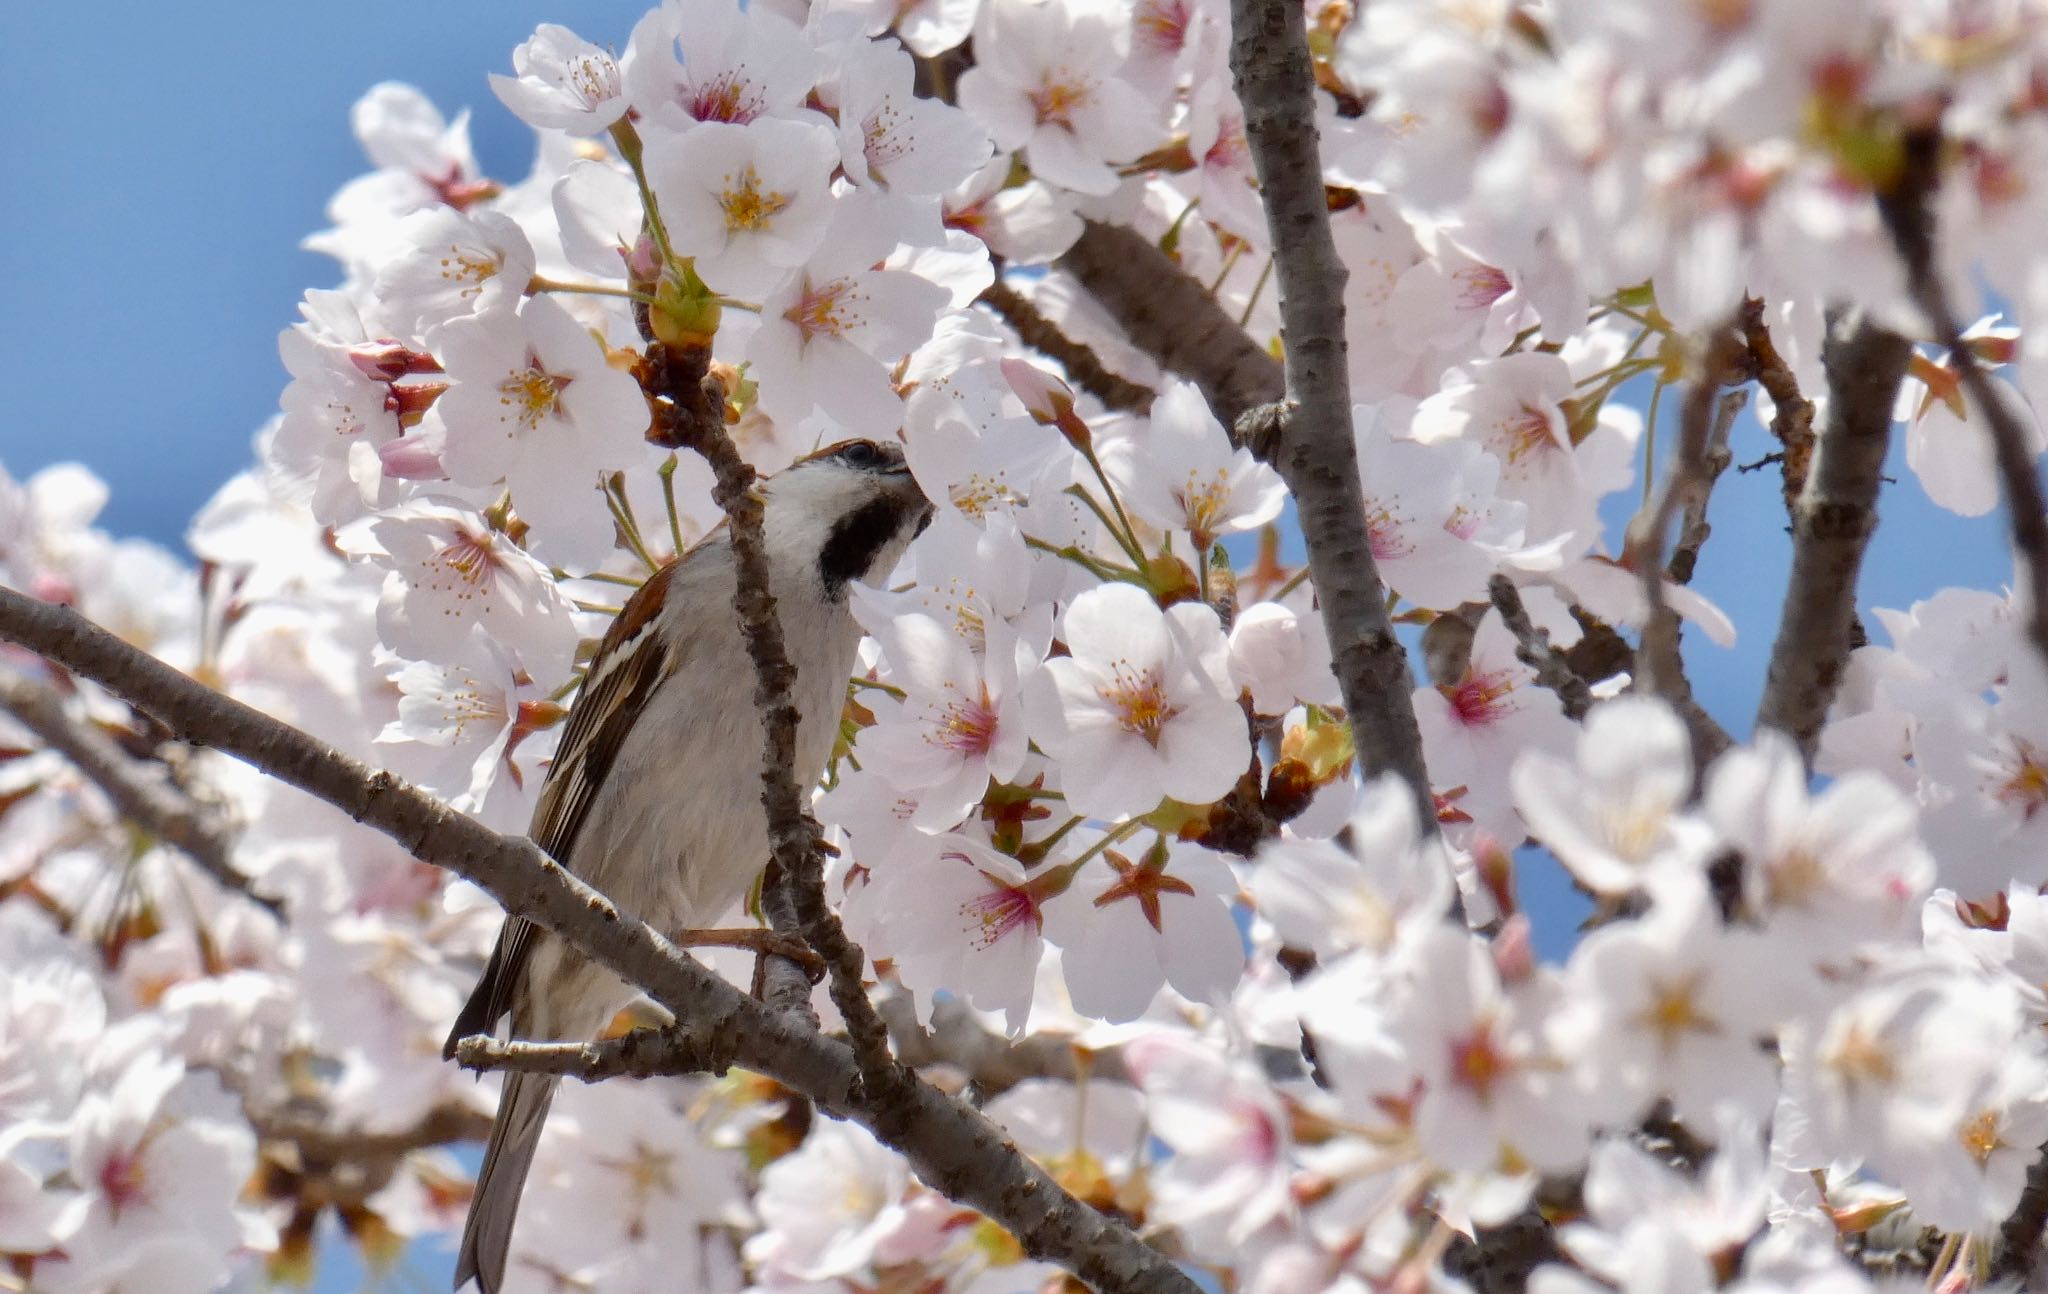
[454,1026,733,1082]
[1487,577,1592,721]
[1877,122,2048,673]
[648,343,906,1103]
[0,665,280,915]
[1627,327,1744,774]
[1666,389,1746,588]
[1227,0,1436,831]
[1053,220,1286,435]
[0,586,1199,1294]
[1739,297,1817,516]
[978,278,1155,413]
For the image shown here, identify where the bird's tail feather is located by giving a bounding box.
[454,1070,557,1293]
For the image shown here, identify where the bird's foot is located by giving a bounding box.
[675,926,828,987]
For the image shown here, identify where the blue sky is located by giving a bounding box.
[0,4,2020,1291]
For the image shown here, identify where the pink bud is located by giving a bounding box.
[1490,913,1534,985]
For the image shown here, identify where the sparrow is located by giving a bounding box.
[443,438,931,1293]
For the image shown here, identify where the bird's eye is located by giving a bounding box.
[838,440,881,468]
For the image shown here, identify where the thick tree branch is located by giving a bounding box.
[0,664,281,915]
[1227,0,1434,828]
[978,278,1155,413]
[0,586,1198,1294]
[1054,221,1285,432]
[1877,123,2048,672]
[1752,311,1913,762]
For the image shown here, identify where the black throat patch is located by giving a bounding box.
[818,495,909,593]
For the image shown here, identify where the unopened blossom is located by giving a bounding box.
[425,292,649,568]
[623,0,818,129]
[1105,380,1285,548]
[955,0,1163,195]
[857,611,1032,831]
[643,117,840,296]
[1512,697,1713,899]
[1025,582,1248,820]
[1041,837,1243,1022]
[337,497,579,671]
[748,202,952,437]
[372,207,535,339]
[488,23,628,136]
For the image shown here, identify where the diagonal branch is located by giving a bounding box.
[0,586,1198,1294]
[1739,298,1817,516]
[978,278,1155,413]
[1487,577,1592,722]
[1227,0,1435,828]
[1877,123,2048,672]
[0,664,281,915]
[1054,220,1285,432]
[1752,309,1912,762]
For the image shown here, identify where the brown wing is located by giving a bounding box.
[443,561,681,1056]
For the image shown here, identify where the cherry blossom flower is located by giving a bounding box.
[1025,582,1249,820]
[1041,837,1243,1021]
[747,202,952,437]
[372,207,536,339]
[424,292,649,568]
[746,1118,912,1281]
[1512,697,1714,899]
[1104,380,1285,548]
[1227,601,1340,715]
[488,23,628,136]
[1415,609,1574,843]
[823,37,992,195]
[622,0,818,130]
[643,117,841,296]
[955,0,1163,195]
[1252,776,1455,963]
[337,497,579,670]
[1703,731,1932,949]
[858,610,1033,830]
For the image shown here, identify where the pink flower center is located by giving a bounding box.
[718,165,793,233]
[688,74,764,124]
[934,686,1000,757]
[434,528,502,590]
[1440,669,1517,728]
[1454,264,1512,311]
[1366,499,1415,561]
[956,862,1042,949]
[99,1150,147,1216]
[1499,403,1557,465]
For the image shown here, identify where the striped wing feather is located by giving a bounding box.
[442,562,680,1056]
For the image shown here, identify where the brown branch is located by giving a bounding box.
[1227,0,1434,829]
[0,665,281,915]
[1628,331,1744,773]
[0,586,1199,1294]
[1054,220,1286,433]
[649,346,907,1104]
[1752,310,1913,762]
[1992,1146,2048,1281]
[1877,123,2048,673]
[1486,577,1592,721]
[455,1026,733,1082]
[1739,298,1816,515]
[978,278,1155,413]
[1666,389,1744,588]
